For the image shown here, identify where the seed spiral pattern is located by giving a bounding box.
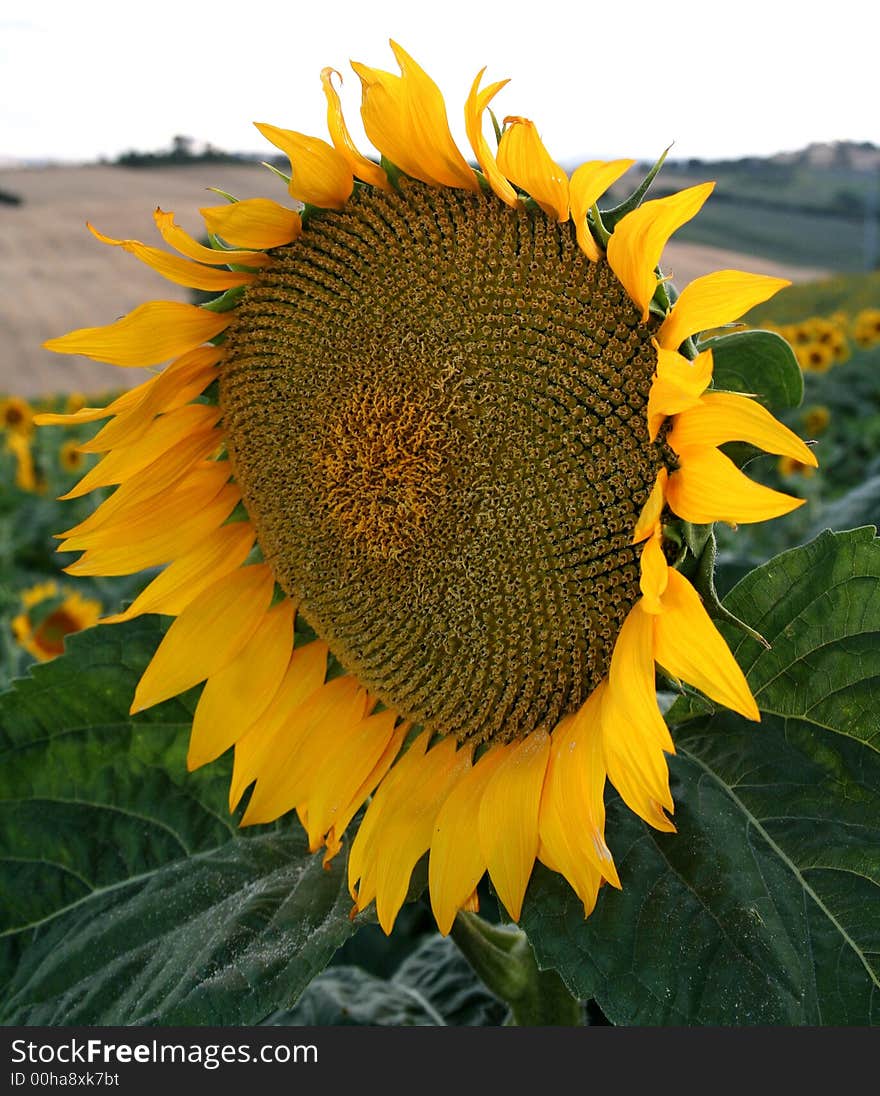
[220,178,667,745]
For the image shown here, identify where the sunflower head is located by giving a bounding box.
[1,396,33,436]
[12,582,102,662]
[39,41,816,936]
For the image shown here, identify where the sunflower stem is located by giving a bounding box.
[450,911,583,1026]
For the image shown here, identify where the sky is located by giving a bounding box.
[1,0,877,166]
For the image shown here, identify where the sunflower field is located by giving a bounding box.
[1,45,879,1031]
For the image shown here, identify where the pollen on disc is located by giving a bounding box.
[220,178,668,746]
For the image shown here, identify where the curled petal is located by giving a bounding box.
[632,467,669,544]
[607,182,715,321]
[352,41,479,192]
[254,122,353,209]
[647,346,714,441]
[464,68,519,208]
[321,67,390,190]
[569,159,635,260]
[200,198,302,249]
[496,116,568,221]
[639,528,669,614]
[153,208,272,267]
[86,224,255,291]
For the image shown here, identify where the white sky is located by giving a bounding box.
[1,0,877,165]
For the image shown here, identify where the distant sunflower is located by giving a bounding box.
[58,439,85,473]
[12,581,101,661]
[39,42,816,935]
[1,396,33,436]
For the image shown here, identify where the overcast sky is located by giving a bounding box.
[2,0,876,166]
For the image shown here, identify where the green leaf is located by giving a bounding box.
[699,526,880,750]
[268,935,507,1026]
[521,527,880,1024]
[702,329,804,411]
[0,617,367,1025]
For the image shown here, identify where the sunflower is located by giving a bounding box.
[58,439,86,474]
[38,42,816,936]
[1,395,34,436]
[803,405,830,436]
[12,581,102,662]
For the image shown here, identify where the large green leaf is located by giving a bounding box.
[268,935,507,1026]
[703,329,804,411]
[521,527,880,1025]
[0,617,367,1025]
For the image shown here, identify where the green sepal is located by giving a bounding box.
[488,107,503,147]
[681,519,714,559]
[379,156,404,190]
[601,144,672,230]
[201,286,247,313]
[588,202,610,249]
[692,528,771,649]
[262,160,291,186]
[205,187,238,204]
[450,912,583,1027]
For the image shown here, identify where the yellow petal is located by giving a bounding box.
[199,198,302,249]
[58,433,228,540]
[254,122,353,209]
[464,68,519,209]
[539,688,619,916]
[667,445,806,524]
[101,520,255,623]
[43,301,230,367]
[240,676,368,825]
[496,116,568,221]
[86,223,256,292]
[34,383,147,427]
[478,728,551,921]
[58,403,221,499]
[131,563,275,713]
[352,42,479,193]
[229,640,329,811]
[632,466,668,544]
[646,346,714,441]
[607,182,715,321]
[305,707,401,852]
[639,528,669,614]
[322,721,408,867]
[349,731,431,909]
[371,735,470,934]
[64,482,240,576]
[187,598,295,769]
[658,270,791,351]
[668,391,818,466]
[569,159,635,261]
[654,569,759,721]
[429,744,508,935]
[600,603,676,830]
[320,67,390,190]
[79,346,221,454]
[153,208,272,267]
[60,460,230,551]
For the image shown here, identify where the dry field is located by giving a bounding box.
[1,164,831,398]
